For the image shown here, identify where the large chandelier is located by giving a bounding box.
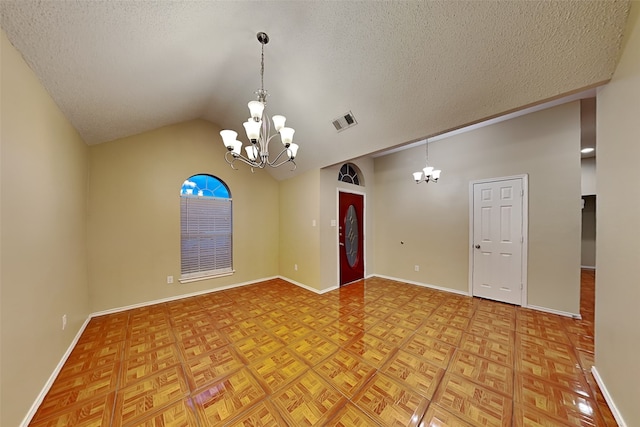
[413,141,442,183]
[220,32,299,170]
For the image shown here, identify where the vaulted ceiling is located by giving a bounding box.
[0,1,629,179]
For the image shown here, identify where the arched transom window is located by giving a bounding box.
[338,163,362,186]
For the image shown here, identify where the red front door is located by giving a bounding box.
[339,192,364,286]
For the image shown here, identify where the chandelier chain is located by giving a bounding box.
[260,42,265,94]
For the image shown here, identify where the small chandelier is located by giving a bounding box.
[220,32,299,171]
[413,141,441,183]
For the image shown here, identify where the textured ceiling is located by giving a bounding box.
[0,1,629,180]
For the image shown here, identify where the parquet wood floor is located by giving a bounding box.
[30,270,617,426]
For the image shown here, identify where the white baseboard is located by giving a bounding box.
[92,272,471,319]
[18,273,487,426]
[20,316,92,427]
[581,265,596,270]
[592,366,626,427]
[21,275,293,425]
[371,274,470,297]
[369,275,583,319]
[525,304,581,319]
[91,276,280,318]
[281,274,470,297]
[278,275,339,294]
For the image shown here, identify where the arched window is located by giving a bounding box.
[180,174,233,281]
[338,163,362,186]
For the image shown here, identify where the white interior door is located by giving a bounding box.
[471,177,526,305]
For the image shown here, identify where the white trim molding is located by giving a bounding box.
[526,304,581,319]
[20,317,92,427]
[592,366,627,427]
[21,274,310,426]
[279,275,339,294]
[372,274,470,297]
[20,272,592,427]
[91,276,280,318]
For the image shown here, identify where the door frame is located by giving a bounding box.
[468,174,529,306]
[337,189,366,286]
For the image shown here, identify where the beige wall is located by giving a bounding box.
[282,156,376,292]
[1,31,90,426]
[581,196,596,268]
[581,157,596,196]
[595,2,640,425]
[279,169,321,289]
[374,102,582,314]
[319,158,375,289]
[87,119,279,312]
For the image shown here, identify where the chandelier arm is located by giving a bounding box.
[235,157,264,169]
[269,156,296,170]
[260,114,274,154]
[225,151,265,169]
[224,151,241,169]
[264,133,281,152]
[264,145,291,166]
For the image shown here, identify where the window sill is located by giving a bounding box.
[179,270,235,284]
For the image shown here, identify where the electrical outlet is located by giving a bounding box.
[167,275,174,284]
[294,264,298,271]
[414,265,420,272]
[312,219,317,227]
[62,314,67,330]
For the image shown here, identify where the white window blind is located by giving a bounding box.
[180,196,232,280]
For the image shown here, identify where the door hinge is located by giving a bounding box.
[520,236,524,243]
[521,283,523,290]
[520,189,524,196]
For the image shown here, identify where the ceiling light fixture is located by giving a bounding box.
[581,147,595,154]
[413,141,441,184]
[220,32,299,171]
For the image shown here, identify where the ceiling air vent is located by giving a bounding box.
[332,111,357,132]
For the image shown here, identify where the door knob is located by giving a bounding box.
[475,244,481,249]
[339,242,345,246]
